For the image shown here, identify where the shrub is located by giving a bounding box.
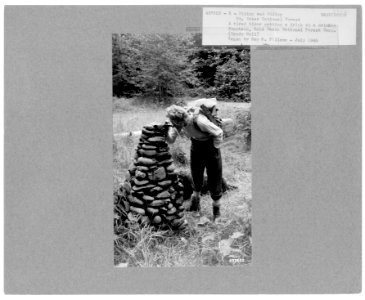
[234,111,251,151]
[113,33,251,103]
[214,57,250,102]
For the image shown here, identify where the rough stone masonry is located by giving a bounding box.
[118,122,187,230]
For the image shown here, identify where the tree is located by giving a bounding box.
[188,44,251,102]
[112,33,144,97]
[112,33,251,103]
[214,49,251,102]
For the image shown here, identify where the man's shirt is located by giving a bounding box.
[167,113,223,148]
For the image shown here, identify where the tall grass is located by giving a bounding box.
[113,98,167,133]
[115,207,251,267]
[113,97,252,267]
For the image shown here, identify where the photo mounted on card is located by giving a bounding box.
[113,32,252,267]
[112,7,357,269]
[5,5,361,294]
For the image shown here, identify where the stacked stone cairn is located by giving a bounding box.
[122,122,187,230]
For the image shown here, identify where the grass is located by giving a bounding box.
[113,98,166,134]
[113,97,252,267]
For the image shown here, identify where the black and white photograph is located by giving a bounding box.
[113,32,252,267]
[3,3,362,294]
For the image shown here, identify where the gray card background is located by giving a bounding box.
[4,5,362,294]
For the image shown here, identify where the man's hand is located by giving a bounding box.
[173,123,184,132]
[162,121,172,135]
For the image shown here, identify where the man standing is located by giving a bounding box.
[165,102,223,221]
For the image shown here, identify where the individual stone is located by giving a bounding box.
[167,207,177,215]
[147,136,165,143]
[133,178,149,186]
[130,206,146,215]
[139,149,157,157]
[137,165,149,172]
[150,200,165,207]
[166,165,174,172]
[158,180,172,187]
[141,144,157,150]
[132,195,145,203]
[123,181,131,193]
[152,215,162,224]
[137,157,155,166]
[141,128,155,136]
[128,196,144,206]
[167,203,173,209]
[135,170,147,179]
[147,207,159,215]
[156,191,170,199]
[153,167,166,181]
[151,186,163,193]
[132,184,154,191]
[143,195,154,202]
[168,187,175,193]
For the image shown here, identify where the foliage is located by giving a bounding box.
[214,51,251,102]
[188,43,251,102]
[113,33,195,102]
[113,34,143,97]
[112,33,251,102]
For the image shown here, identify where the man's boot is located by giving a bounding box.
[212,201,221,222]
[189,192,201,217]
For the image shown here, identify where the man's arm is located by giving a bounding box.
[196,115,223,148]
